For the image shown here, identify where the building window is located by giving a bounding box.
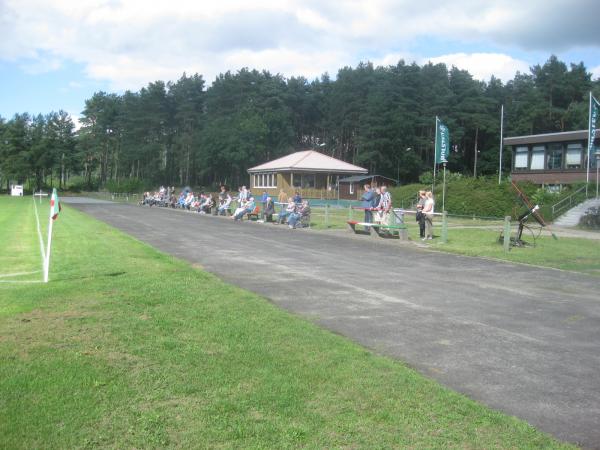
[292,174,315,189]
[302,174,315,188]
[530,146,545,170]
[349,183,354,194]
[547,144,563,170]
[514,146,528,170]
[566,143,582,169]
[253,173,276,188]
[292,174,302,188]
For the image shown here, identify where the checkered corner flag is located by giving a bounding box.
[44,188,62,282]
[50,188,61,220]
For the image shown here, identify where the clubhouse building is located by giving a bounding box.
[248,150,367,199]
[504,129,599,186]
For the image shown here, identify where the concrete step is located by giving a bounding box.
[553,198,600,227]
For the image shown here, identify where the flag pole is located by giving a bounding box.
[43,203,54,283]
[587,91,592,197]
[433,116,438,193]
[442,162,447,212]
[498,104,504,185]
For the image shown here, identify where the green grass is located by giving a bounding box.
[425,227,600,275]
[0,196,573,448]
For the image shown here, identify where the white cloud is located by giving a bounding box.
[425,53,531,81]
[0,0,597,91]
[591,65,600,81]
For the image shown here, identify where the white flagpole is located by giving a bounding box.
[498,104,504,185]
[442,162,447,212]
[433,116,438,193]
[43,195,54,283]
[587,91,592,197]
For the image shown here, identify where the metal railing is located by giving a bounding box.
[550,186,588,218]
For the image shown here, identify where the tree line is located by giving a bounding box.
[1,55,599,192]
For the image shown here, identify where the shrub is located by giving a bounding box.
[67,176,100,192]
[579,207,600,229]
[105,178,146,194]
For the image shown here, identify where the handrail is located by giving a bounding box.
[551,186,588,217]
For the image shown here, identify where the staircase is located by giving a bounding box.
[553,198,600,227]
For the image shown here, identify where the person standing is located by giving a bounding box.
[423,191,435,240]
[416,190,427,239]
[264,197,276,222]
[377,186,392,226]
[360,184,374,224]
[293,191,302,204]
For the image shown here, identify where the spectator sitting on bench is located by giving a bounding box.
[218,192,232,215]
[263,197,275,222]
[278,198,296,224]
[200,194,214,214]
[177,192,186,208]
[288,200,310,229]
[183,192,195,210]
[232,197,256,221]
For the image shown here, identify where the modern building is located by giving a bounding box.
[338,174,398,200]
[248,150,367,199]
[504,129,599,186]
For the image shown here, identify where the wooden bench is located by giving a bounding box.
[370,223,408,240]
[246,206,261,221]
[347,221,373,234]
[347,221,408,241]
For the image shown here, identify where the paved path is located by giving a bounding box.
[66,198,600,449]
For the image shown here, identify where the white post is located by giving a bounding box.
[442,162,447,212]
[587,91,592,197]
[433,116,438,193]
[499,104,504,184]
[43,200,54,283]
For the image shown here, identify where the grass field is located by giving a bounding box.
[0,196,573,448]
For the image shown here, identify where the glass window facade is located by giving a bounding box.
[530,146,545,170]
[547,144,563,170]
[253,173,276,188]
[514,147,528,169]
[566,143,582,168]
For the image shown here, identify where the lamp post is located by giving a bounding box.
[595,150,600,199]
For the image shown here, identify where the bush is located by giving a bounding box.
[67,176,100,192]
[389,176,563,219]
[579,207,600,229]
[105,178,146,194]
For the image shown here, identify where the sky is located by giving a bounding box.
[1,0,599,126]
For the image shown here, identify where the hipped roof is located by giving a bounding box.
[248,150,368,174]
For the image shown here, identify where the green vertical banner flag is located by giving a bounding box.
[589,95,600,159]
[50,188,61,220]
[435,119,450,164]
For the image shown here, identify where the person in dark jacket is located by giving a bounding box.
[264,197,276,222]
[360,184,374,224]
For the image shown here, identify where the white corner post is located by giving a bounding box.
[43,202,54,283]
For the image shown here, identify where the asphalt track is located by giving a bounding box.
[66,198,600,448]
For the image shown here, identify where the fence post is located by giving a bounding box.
[441,211,448,243]
[503,216,511,253]
[325,204,329,228]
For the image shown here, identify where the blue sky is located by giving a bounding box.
[1,0,599,125]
